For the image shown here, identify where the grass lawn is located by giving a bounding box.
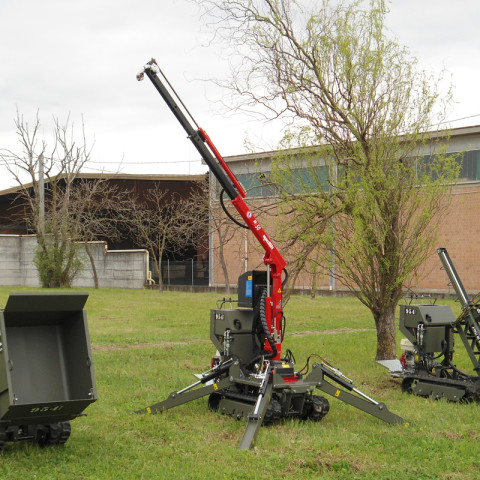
[0,286,478,479]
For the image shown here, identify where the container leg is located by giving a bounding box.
[0,427,6,452]
[38,422,71,447]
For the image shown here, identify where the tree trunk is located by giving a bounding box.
[310,263,320,299]
[84,243,99,289]
[218,242,231,295]
[156,237,165,294]
[157,258,164,293]
[374,306,397,360]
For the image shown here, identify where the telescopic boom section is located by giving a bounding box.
[437,248,470,309]
[137,59,286,359]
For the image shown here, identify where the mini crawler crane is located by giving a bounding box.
[135,59,406,449]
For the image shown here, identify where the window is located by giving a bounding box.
[236,172,278,198]
[458,150,480,180]
[418,150,480,182]
[234,165,329,198]
[278,165,329,194]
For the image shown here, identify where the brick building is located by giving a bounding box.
[210,125,480,294]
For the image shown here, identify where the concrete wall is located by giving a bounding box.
[0,235,148,289]
[0,235,39,287]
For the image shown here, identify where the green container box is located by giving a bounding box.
[0,293,97,427]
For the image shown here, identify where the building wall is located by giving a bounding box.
[0,235,148,289]
[211,182,480,294]
[211,123,480,294]
[414,182,480,293]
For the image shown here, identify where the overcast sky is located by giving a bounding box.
[1,0,479,190]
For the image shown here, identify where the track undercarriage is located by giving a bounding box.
[397,362,480,402]
[207,375,330,425]
[0,422,71,451]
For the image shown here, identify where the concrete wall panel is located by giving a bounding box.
[0,236,148,289]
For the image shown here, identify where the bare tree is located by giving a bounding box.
[1,111,93,287]
[68,178,137,288]
[128,183,200,292]
[193,173,281,293]
[187,176,240,293]
[212,205,239,293]
[195,0,459,359]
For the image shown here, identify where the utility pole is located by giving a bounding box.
[244,228,248,273]
[38,153,45,235]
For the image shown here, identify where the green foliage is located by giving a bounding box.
[34,237,83,288]
[0,287,478,479]
[238,0,460,359]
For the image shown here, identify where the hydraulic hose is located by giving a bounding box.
[259,289,277,360]
[245,289,278,368]
[432,340,448,360]
[220,189,248,229]
[200,359,234,384]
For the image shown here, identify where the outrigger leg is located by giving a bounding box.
[307,362,407,425]
[135,360,234,415]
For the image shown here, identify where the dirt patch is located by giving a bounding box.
[93,328,374,352]
[285,453,369,476]
[438,429,480,441]
[92,339,209,353]
[290,327,374,336]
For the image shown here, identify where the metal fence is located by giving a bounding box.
[150,259,209,286]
